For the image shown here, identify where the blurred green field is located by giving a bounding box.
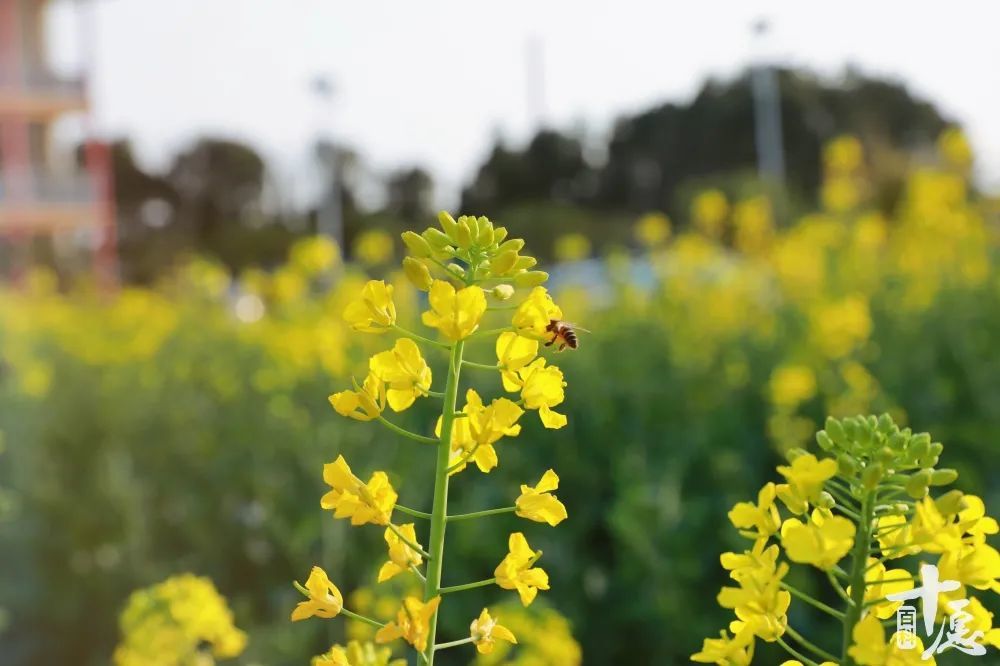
[1,133,999,665]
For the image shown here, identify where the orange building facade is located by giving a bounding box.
[0,0,114,276]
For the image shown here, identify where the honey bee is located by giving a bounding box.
[545,320,588,351]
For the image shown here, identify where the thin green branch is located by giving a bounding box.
[776,636,820,666]
[827,569,854,606]
[340,608,386,628]
[446,442,482,474]
[395,504,432,520]
[410,564,426,583]
[467,326,513,339]
[780,582,845,620]
[832,502,863,521]
[388,523,432,559]
[434,637,475,650]
[377,415,439,445]
[785,624,840,663]
[447,506,516,522]
[462,359,500,370]
[439,578,497,594]
[392,324,451,350]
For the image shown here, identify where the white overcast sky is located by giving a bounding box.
[48,0,1000,207]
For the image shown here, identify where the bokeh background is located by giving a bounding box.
[2,1,1000,664]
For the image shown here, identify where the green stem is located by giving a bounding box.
[340,608,385,628]
[462,359,500,370]
[377,415,439,445]
[448,506,516,522]
[439,578,496,594]
[842,489,875,665]
[392,324,451,350]
[785,624,839,663]
[434,637,474,650]
[423,339,464,665]
[468,326,512,339]
[396,504,432,520]
[446,442,482,474]
[780,582,845,620]
[387,523,432,559]
[776,636,820,666]
[410,564,427,583]
[827,570,854,606]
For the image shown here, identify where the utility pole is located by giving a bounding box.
[750,19,785,184]
[311,76,343,247]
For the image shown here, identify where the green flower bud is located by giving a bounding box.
[455,219,474,249]
[492,284,515,301]
[491,250,519,275]
[402,257,433,290]
[447,263,466,277]
[825,418,847,445]
[836,453,858,476]
[862,462,884,490]
[401,231,432,257]
[929,442,944,457]
[513,255,537,271]
[930,468,958,486]
[905,470,931,499]
[817,491,836,509]
[498,238,525,254]
[876,413,896,435]
[423,228,452,249]
[887,432,907,451]
[438,211,459,236]
[876,446,896,464]
[936,489,966,515]
[816,431,834,451]
[476,217,494,246]
[513,271,549,287]
[785,447,808,462]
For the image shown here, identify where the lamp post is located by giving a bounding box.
[311,75,343,247]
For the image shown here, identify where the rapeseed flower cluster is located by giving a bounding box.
[113,574,246,666]
[295,213,572,664]
[693,413,1000,665]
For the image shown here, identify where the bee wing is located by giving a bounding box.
[563,322,591,334]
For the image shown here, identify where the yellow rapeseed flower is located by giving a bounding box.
[421,280,487,340]
[512,287,562,340]
[442,389,523,475]
[329,373,386,421]
[691,623,754,665]
[716,549,790,642]
[515,470,568,526]
[321,455,397,526]
[292,566,344,621]
[849,559,914,619]
[634,212,672,248]
[501,357,567,429]
[469,608,518,655]
[313,640,406,666]
[375,596,441,653]
[495,532,550,606]
[495,331,539,373]
[848,613,935,665]
[728,482,781,541]
[344,280,397,333]
[780,510,855,570]
[768,364,817,409]
[775,453,838,515]
[369,338,432,412]
[377,523,424,583]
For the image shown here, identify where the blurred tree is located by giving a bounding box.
[462,68,949,224]
[385,166,434,222]
[461,130,593,212]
